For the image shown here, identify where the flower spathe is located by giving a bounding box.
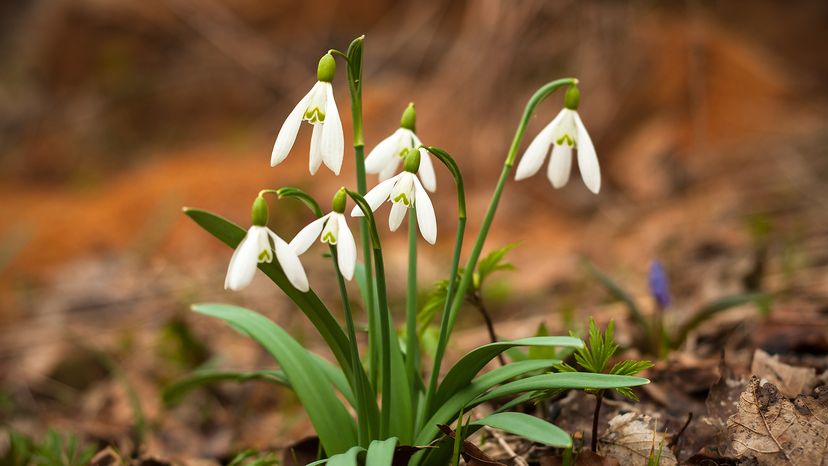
[514,108,600,193]
[225,225,309,292]
[290,212,357,280]
[364,127,436,191]
[351,165,437,244]
[271,82,344,175]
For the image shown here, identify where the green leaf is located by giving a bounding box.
[193,303,357,455]
[477,372,649,405]
[584,261,650,341]
[434,336,582,407]
[417,279,450,336]
[471,412,571,448]
[475,243,519,288]
[674,293,769,346]
[416,359,560,445]
[364,438,398,466]
[163,369,289,405]
[327,446,365,466]
[527,323,557,360]
[609,359,654,377]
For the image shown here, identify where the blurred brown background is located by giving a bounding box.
[0,0,826,457]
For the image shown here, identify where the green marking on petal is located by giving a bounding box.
[393,193,412,206]
[258,249,272,262]
[303,107,325,124]
[556,134,575,147]
[322,232,337,244]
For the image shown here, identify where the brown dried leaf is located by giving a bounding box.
[438,424,507,466]
[726,376,828,465]
[90,447,124,466]
[540,449,621,466]
[751,349,818,398]
[598,412,678,466]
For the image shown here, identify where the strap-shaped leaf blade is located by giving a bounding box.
[163,369,289,405]
[416,359,559,445]
[471,412,571,447]
[365,437,398,466]
[193,303,357,455]
[434,337,582,407]
[478,372,649,404]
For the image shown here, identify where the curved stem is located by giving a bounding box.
[442,78,576,353]
[346,190,391,438]
[421,146,466,421]
[405,208,419,410]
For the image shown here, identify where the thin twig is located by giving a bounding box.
[591,390,604,452]
[486,427,529,466]
[470,292,506,366]
[667,412,693,449]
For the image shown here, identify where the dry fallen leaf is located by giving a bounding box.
[438,424,507,466]
[751,349,818,398]
[540,449,620,466]
[726,376,828,465]
[598,412,678,466]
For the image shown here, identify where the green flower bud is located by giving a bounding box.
[317,53,336,83]
[403,148,421,173]
[400,102,416,131]
[251,196,268,226]
[564,85,580,110]
[332,187,347,213]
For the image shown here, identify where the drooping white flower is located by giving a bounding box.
[364,103,436,191]
[289,189,356,280]
[514,86,600,193]
[225,226,309,292]
[351,149,437,244]
[271,53,344,175]
[224,197,309,292]
[290,211,356,280]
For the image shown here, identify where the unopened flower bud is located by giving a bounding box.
[317,53,336,83]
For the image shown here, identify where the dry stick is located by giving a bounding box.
[591,390,604,453]
[469,292,506,366]
[486,427,529,466]
[667,412,694,449]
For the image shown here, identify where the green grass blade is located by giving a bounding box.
[365,438,398,466]
[327,446,365,466]
[471,412,571,447]
[193,303,357,455]
[478,372,649,404]
[674,293,768,346]
[416,359,559,445]
[584,261,651,340]
[183,208,354,376]
[434,336,582,407]
[163,369,289,405]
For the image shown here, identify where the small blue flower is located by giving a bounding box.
[648,260,671,309]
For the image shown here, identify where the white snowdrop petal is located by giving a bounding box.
[417,147,437,192]
[413,177,437,244]
[290,214,330,255]
[335,214,356,280]
[574,112,601,194]
[321,84,344,175]
[271,86,314,166]
[388,201,407,231]
[547,144,573,188]
[272,233,310,292]
[352,176,399,216]
[225,228,262,290]
[378,157,401,182]
[309,123,324,175]
[514,109,565,180]
[365,129,403,174]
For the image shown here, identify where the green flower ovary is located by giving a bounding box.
[556,133,575,147]
[304,107,325,124]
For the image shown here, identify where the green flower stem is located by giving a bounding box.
[420,146,466,422]
[441,78,577,372]
[405,208,419,410]
[347,190,392,439]
[331,246,371,445]
[341,36,379,389]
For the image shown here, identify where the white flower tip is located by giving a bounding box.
[350,206,364,216]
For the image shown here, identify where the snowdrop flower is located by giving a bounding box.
[352,148,437,244]
[290,188,357,280]
[514,85,601,193]
[271,53,344,175]
[225,196,309,292]
[364,103,436,191]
